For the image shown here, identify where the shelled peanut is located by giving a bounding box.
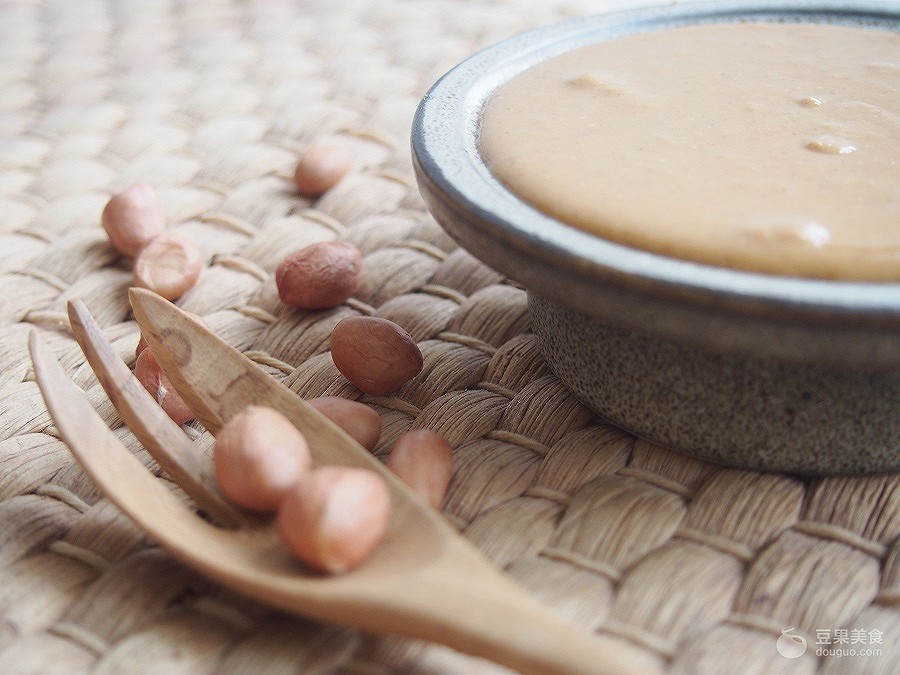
[308,396,381,451]
[214,406,312,512]
[102,184,204,422]
[330,316,424,395]
[132,232,202,301]
[386,430,453,509]
[276,241,362,309]
[274,241,423,396]
[277,466,391,574]
[211,400,455,574]
[292,142,353,197]
[101,183,203,302]
[212,404,391,574]
[134,348,195,425]
[101,183,166,256]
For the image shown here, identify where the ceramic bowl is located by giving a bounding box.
[411,0,900,475]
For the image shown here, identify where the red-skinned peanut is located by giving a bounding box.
[330,316,423,395]
[276,241,362,309]
[133,232,203,301]
[134,348,194,425]
[386,429,453,509]
[277,466,391,574]
[293,143,353,197]
[102,183,166,257]
[214,406,312,512]
[307,396,381,451]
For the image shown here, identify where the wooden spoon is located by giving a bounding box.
[28,289,649,675]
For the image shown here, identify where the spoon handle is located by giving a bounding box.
[375,534,656,675]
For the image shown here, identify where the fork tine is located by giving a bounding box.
[29,329,206,521]
[67,299,246,528]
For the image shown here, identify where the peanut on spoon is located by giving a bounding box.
[277,465,391,574]
[214,406,313,512]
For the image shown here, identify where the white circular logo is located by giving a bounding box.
[776,627,807,659]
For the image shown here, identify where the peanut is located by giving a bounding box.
[101,183,166,257]
[386,429,453,509]
[276,241,362,309]
[308,396,381,451]
[292,143,353,197]
[134,348,194,425]
[214,406,312,512]
[277,466,391,574]
[330,316,423,395]
[133,232,203,301]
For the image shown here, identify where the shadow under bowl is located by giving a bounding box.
[411,0,900,475]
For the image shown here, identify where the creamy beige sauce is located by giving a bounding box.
[480,22,900,280]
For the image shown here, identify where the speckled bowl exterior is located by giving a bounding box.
[412,0,900,475]
[529,293,900,474]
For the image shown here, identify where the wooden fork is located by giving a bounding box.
[28,289,651,675]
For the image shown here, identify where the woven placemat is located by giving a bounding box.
[2,0,898,673]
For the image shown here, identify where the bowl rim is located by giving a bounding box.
[411,0,900,327]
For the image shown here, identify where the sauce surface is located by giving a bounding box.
[479,22,900,280]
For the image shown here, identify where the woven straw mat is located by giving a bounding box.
[1,0,898,673]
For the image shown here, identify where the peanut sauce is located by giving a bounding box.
[480,22,900,280]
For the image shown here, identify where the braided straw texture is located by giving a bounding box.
[1,0,898,672]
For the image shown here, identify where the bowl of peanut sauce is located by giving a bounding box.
[412,0,900,474]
